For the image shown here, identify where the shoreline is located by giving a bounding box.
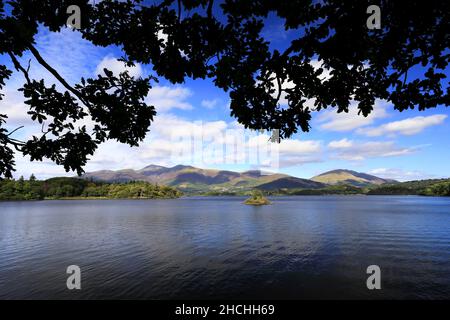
[1,193,448,202]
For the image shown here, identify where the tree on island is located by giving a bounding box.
[0,0,448,179]
[244,189,271,206]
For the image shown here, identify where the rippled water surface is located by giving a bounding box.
[0,196,449,299]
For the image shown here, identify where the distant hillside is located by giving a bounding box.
[82,165,399,194]
[83,165,325,193]
[82,169,144,183]
[257,177,325,190]
[311,169,396,187]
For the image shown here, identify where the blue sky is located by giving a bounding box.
[0,24,449,181]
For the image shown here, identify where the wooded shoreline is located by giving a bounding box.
[0,176,182,201]
[1,176,449,201]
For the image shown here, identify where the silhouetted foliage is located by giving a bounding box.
[0,0,448,178]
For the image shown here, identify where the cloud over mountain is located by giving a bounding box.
[359,115,447,137]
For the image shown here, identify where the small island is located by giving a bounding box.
[244,190,271,206]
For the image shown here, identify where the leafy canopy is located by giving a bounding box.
[0,0,448,178]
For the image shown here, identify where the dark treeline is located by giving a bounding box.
[366,179,450,196]
[202,180,450,197]
[206,180,450,197]
[1,176,449,200]
[0,176,182,200]
[278,180,450,196]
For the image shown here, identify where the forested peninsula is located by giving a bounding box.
[0,176,182,200]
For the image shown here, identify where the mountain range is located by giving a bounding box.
[82,165,397,194]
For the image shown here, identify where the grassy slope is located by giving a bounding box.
[311,170,388,186]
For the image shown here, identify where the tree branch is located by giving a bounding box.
[275,74,282,103]
[6,137,25,151]
[207,0,214,18]
[27,44,90,107]
[7,126,24,137]
[403,68,409,86]
[8,52,31,84]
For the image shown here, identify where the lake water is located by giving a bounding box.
[0,196,449,299]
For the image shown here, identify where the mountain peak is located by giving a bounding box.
[242,169,275,177]
[311,169,395,186]
[141,164,167,171]
[242,170,263,177]
[169,164,196,170]
[316,169,357,176]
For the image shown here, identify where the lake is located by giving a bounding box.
[0,196,449,299]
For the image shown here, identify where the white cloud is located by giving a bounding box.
[359,114,447,137]
[12,151,71,180]
[328,140,419,161]
[82,117,321,174]
[74,115,324,174]
[34,27,107,83]
[315,100,389,132]
[201,98,220,109]
[279,139,322,154]
[328,138,353,149]
[152,114,227,139]
[246,135,322,165]
[0,86,34,126]
[276,139,323,167]
[95,56,143,78]
[146,86,193,112]
[368,168,438,182]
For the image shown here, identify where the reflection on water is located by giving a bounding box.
[0,196,449,299]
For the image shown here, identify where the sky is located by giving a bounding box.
[0,22,449,182]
